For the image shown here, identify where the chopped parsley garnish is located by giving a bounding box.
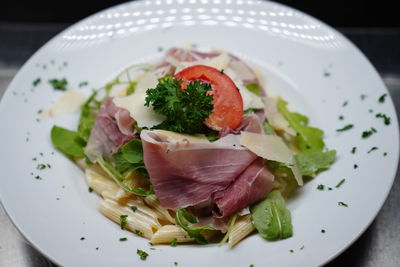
[171,238,177,247]
[376,113,391,125]
[351,147,357,154]
[369,109,374,113]
[79,81,89,87]
[300,245,305,250]
[362,127,377,138]
[336,124,353,132]
[323,71,331,77]
[383,152,388,156]
[88,187,93,193]
[80,237,85,240]
[338,201,348,207]
[321,229,326,233]
[317,184,325,190]
[289,249,294,253]
[328,187,333,191]
[249,265,254,267]
[36,164,46,170]
[145,77,214,134]
[136,249,149,260]
[35,175,42,180]
[174,262,179,266]
[49,78,68,91]
[360,94,367,100]
[134,229,143,236]
[342,101,348,107]
[378,93,387,103]
[368,146,378,153]
[120,215,128,229]
[220,69,224,74]
[335,179,345,188]
[96,247,99,250]
[354,164,358,169]
[338,115,344,120]
[119,237,128,241]
[130,206,138,212]
[33,78,41,87]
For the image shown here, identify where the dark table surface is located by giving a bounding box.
[0,23,399,267]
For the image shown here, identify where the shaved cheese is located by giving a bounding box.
[40,89,85,119]
[225,68,264,110]
[168,52,231,74]
[263,96,296,136]
[153,129,210,143]
[240,132,303,185]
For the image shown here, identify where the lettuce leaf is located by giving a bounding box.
[175,209,214,245]
[276,98,324,152]
[294,150,336,176]
[51,126,85,158]
[77,91,101,142]
[250,190,293,241]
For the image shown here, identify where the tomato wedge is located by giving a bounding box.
[174,65,243,131]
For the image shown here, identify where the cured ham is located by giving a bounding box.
[85,97,136,161]
[140,130,258,210]
[213,158,274,218]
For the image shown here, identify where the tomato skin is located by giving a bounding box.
[174,65,243,131]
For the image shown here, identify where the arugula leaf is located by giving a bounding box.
[294,150,336,176]
[175,209,214,245]
[145,77,214,134]
[77,91,101,142]
[250,190,293,241]
[276,98,324,152]
[98,160,153,197]
[266,161,298,198]
[112,139,149,177]
[51,126,85,158]
[245,83,260,96]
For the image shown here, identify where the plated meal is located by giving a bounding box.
[50,47,335,247]
[0,1,397,266]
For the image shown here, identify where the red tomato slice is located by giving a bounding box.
[174,65,243,131]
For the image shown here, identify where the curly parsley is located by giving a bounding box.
[145,77,214,134]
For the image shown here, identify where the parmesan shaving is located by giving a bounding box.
[40,89,85,119]
[240,132,303,185]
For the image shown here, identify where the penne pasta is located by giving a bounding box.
[144,194,176,224]
[151,225,193,244]
[99,199,161,239]
[85,169,119,195]
[228,214,255,248]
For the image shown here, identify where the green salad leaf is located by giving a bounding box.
[112,139,148,177]
[51,126,85,158]
[98,159,153,197]
[250,190,293,241]
[175,209,214,245]
[78,91,101,142]
[294,150,336,176]
[245,83,260,96]
[276,98,324,152]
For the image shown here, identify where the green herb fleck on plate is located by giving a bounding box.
[49,78,68,91]
[338,202,349,207]
[137,249,149,260]
[378,93,387,103]
[33,78,41,87]
[119,237,128,241]
[376,113,391,125]
[336,124,353,132]
[362,128,377,138]
[368,147,378,153]
[335,179,345,188]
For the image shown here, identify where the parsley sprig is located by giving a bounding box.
[145,77,214,134]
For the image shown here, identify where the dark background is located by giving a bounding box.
[1,0,399,27]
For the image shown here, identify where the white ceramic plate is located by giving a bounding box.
[0,1,398,266]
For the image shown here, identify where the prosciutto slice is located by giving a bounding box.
[141,130,258,209]
[85,97,136,161]
[213,158,274,218]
